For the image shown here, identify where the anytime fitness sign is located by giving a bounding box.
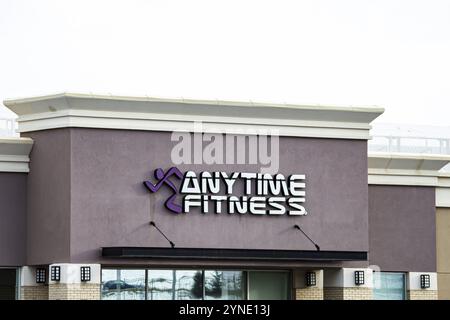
[144,167,307,216]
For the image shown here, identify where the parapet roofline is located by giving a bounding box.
[368,152,450,171]
[4,92,385,114]
[368,152,450,186]
[0,137,33,173]
[4,92,384,140]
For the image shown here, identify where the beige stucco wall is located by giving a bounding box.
[438,274,450,300]
[436,208,450,300]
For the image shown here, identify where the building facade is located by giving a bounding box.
[0,93,449,300]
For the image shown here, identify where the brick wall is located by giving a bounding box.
[343,287,373,300]
[20,286,48,300]
[48,283,100,300]
[324,287,373,300]
[324,287,343,300]
[407,290,438,300]
[295,287,324,300]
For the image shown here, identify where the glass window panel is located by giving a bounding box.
[101,269,145,300]
[176,270,203,300]
[248,271,289,300]
[147,270,203,300]
[147,270,173,300]
[373,272,406,300]
[204,271,246,300]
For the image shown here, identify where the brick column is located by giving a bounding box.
[48,264,101,300]
[406,272,438,300]
[324,268,373,300]
[19,266,49,300]
[294,270,324,300]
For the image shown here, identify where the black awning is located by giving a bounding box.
[102,247,367,262]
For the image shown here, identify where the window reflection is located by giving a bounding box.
[101,268,288,300]
[101,269,145,300]
[147,270,172,300]
[147,270,203,300]
[204,271,245,300]
[248,271,289,300]
[373,272,406,300]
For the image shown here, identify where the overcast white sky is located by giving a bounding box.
[1,0,450,126]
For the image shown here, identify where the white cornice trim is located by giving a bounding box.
[438,173,450,187]
[368,152,450,187]
[436,188,450,207]
[368,174,438,186]
[3,92,384,139]
[437,174,450,207]
[0,137,33,173]
[368,152,450,171]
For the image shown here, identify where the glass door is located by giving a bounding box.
[373,272,406,300]
[0,269,17,300]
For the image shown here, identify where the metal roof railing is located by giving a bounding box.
[369,134,450,172]
[369,135,450,155]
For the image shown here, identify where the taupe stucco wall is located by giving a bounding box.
[23,129,71,265]
[0,173,27,266]
[23,128,369,265]
[69,128,369,263]
[437,208,450,300]
[369,185,436,272]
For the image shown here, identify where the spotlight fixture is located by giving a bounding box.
[305,272,316,287]
[50,266,61,282]
[354,271,365,285]
[420,274,430,289]
[80,266,91,282]
[36,268,46,284]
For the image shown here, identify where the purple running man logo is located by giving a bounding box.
[143,167,183,213]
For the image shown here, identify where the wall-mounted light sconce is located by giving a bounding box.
[36,268,46,284]
[420,274,430,289]
[305,272,316,287]
[354,271,365,285]
[50,266,61,282]
[80,266,91,282]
